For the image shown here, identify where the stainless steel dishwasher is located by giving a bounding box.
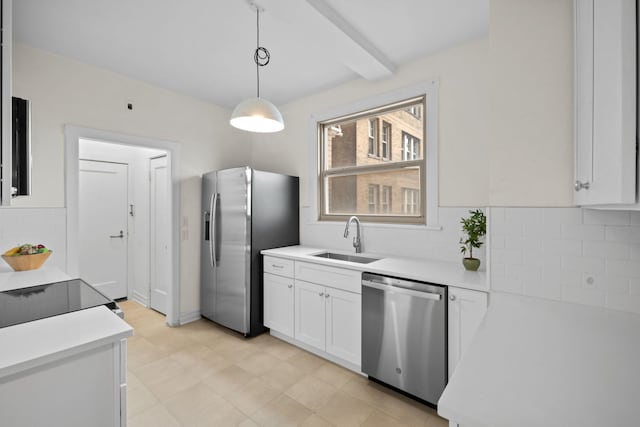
[361,272,447,405]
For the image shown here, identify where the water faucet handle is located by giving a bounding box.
[353,236,361,252]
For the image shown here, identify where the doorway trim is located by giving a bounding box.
[65,125,181,326]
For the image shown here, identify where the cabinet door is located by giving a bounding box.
[448,288,488,378]
[325,287,361,366]
[575,0,637,205]
[263,273,294,337]
[0,0,12,205]
[294,280,326,350]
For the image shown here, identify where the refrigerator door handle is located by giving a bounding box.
[211,192,218,267]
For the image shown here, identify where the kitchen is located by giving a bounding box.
[1,0,639,426]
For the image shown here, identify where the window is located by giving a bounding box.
[318,96,426,224]
[368,184,379,213]
[368,119,377,156]
[381,122,391,160]
[402,132,420,160]
[406,105,421,119]
[381,185,392,213]
[402,188,419,214]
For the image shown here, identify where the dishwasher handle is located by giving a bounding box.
[362,279,442,301]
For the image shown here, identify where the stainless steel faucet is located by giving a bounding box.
[343,216,362,253]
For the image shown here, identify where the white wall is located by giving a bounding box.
[249,0,575,265]
[250,38,490,208]
[12,43,250,208]
[489,0,574,206]
[250,39,490,262]
[10,43,253,318]
[0,208,67,271]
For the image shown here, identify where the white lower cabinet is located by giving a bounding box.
[324,286,361,364]
[263,272,294,337]
[263,256,362,370]
[294,279,362,366]
[448,287,488,378]
[294,280,326,349]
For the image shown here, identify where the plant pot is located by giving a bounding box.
[462,257,480,271]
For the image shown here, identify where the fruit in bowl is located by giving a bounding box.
[2,244,52,271]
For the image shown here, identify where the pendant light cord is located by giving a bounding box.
[254,6,270,99]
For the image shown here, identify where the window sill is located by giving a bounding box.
[308,217,443,231]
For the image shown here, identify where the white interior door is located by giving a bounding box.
[79,160,128,299]
[150,155,171,314]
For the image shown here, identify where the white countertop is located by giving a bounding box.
[0,265,73,292]
[438,292,640,427]
[0,305,133,378]
[0,265,134,378]
[261,245,488,291]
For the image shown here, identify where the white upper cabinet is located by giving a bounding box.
[574,0,637,206]
[1,0,12,205]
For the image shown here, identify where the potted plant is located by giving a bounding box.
[459,209,486,271]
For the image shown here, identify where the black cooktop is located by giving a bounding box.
[0,279,118,328]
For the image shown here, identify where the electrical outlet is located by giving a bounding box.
[583,274,595,289]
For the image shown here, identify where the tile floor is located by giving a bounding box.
[121,300,449,427]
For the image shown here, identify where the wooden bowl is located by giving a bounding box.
[2,251,51,271]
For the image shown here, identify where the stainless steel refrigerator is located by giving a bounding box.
[201,167,299,336]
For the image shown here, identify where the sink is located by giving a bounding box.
[312,252,380,264]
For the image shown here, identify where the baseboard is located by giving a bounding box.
[269,330,363,375]
[132,291,149,307]
[179,310,201,325]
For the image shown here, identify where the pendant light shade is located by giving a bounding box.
[230,97,284,133]
[230,5,284,133]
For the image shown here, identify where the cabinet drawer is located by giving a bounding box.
[264,256,294,277]
[295,261,361,294]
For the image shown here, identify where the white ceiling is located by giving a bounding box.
[13,0,488,109]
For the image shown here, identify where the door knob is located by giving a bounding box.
[449,294,456,301]
[110,230,124,238]
[574,180,590,191]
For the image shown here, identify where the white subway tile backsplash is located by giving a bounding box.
[491,235,505,249]
[543,208,582,225]
[491,207,640,315]
[561,224,605,241]
[522,280,562,300]
[582,241,630,259]
[0,208,67,272]
[605,226,640,242]
[561,255,605,274]
[491,219,523,238]
[522,221,562,239]
[597,274,630,294]
[541,267,582,288]
[583,209,630,226]
[606,259,640,278]
[541,239,582,256]
[491,273,523,294]
[504,235,541,250]
[491,248,523,265]
[505,208,543,223]
[630,212,640,226]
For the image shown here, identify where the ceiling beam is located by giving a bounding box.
[305,0,396,80]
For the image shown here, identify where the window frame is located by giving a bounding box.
[310,81,440,229]
[367,118,378,156]
[381,121,391,160]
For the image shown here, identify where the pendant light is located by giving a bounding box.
[230,5,284,133]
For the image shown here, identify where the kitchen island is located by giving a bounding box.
[0,266,133,427]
